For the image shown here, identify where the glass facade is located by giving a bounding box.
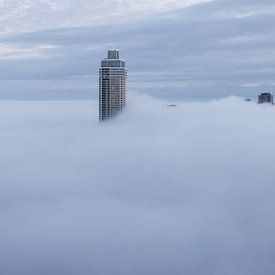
[99,50,127,121]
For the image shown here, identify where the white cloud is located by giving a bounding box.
[0,44,57,59]
[241,83,262,88]
[0,0,211,33]
[0,94,275,274]
[121,0,211,12]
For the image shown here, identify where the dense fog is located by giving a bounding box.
[0,95,274,275]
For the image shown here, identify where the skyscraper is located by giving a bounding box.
[99,49,127,121]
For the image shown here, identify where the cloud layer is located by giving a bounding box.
[0,0,209,33]
[0,95,275,274]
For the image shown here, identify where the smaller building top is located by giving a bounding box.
[258,92,274,104]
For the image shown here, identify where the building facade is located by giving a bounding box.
[99,49,127,121]
[258,92,274,104]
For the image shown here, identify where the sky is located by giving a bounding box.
[0,0,274,100]
[1,1,275,274]
[1,96,275,274]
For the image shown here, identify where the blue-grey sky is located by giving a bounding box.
[0,0,274,100]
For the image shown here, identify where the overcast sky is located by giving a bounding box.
[0,0,274,100]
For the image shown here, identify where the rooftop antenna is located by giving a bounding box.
[112,42,115,50]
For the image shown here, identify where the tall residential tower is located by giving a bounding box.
[99,49,127,121]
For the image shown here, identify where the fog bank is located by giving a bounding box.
[0,95,275,275]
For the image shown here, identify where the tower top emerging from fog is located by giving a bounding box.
[99,49,127,121]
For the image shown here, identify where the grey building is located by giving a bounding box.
[258,92,274,104]
[99,49,127,121]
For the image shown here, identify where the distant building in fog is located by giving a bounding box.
[258,92,274,104]
[167,104,177,108]
[99,48,127,121]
